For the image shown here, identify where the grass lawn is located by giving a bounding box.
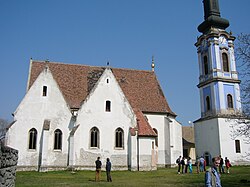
[16,166,250,187]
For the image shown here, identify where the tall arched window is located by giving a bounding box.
[153,128,158,147]
[206,96,211,111]
[204,56,208,75]
[227,94,234,109]
[235,140,241,153]
[222,53,229,72]
[115,128,124,148]
[54,129,62,150]
[90,127,99,148]
[28,128,37,150]
[106,100,111,112]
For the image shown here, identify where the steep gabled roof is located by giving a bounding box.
[28,60,175,116]
[134,109,157,137]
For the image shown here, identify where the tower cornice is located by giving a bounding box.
[195,30,235,47]
[197,77,241,88]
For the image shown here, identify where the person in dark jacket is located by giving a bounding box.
[106,158,112,182]
[95,157,102,182]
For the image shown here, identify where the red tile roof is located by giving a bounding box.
[134,109,157,137]
[28,61,175,116]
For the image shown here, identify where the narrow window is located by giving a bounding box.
[106,100,111,112]
[28,128,37,149]
[90,127,99,148]
[107,78,109,83]
[222,53,229,72]
[206,96,211,111]
[153,128,158,147]
[204,56,208,75]
[54,129,62,150]
[115,128,124,148]
[227,94,234,109]
[235,140,241,153]
[43,86,47,96]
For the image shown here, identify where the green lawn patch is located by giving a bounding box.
[15,166,250,187]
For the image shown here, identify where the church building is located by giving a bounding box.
[194,0,250,165]
[6,59,182,171]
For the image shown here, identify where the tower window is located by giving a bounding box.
[54,129,62,150]
[227,94,234,109]
[204,56,208,75]
[28,128,37,150]
[115,128,124,148]
[107,78,109,83]
[106,100,111,112]
[90,127,99,148]
[206,96,211,111]
[43,86,47,96]
[222,53,229,72]
[235,140,241,153]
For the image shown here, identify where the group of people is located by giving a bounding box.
[205,156,231,187]
[218,155,232,174]
[176,155,232,186]
[95,157,112,182]
[176,156,193,174]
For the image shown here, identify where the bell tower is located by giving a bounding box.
[194,0,249,165]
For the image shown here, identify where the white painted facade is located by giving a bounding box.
[194,0,250,166]
[195,118,250,165]
[6,65,182,171]
[146,114,182,167]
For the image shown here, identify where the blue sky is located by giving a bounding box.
[0,0,249,125]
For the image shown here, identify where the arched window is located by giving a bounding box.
[227,94,234,109]
[28,128,37,150]
[204,56,208,75]
[54,129,62,150]
[115,128,124,148]
[235,140,241,153]
[90,127,99,148]
[206,96,211,111]
[153,128,158,147]
[106,100,111,112]
[222,53,229,72]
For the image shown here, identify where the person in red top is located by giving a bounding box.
[204,159,206,171]
[225,157,231,174]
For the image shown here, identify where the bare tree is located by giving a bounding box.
[231,33,250,143]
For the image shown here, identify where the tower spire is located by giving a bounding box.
[198,0,229,33]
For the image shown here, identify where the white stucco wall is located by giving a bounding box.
[194,117,250,165]
[218,118,250,165]
[194,118,220,163]
[138,137,156,171]
[145,114,182,167]
[169,118,182,165]
[7,68,72,169]
[73,69,137,170]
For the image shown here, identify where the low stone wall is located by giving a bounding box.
[0,142,18,187]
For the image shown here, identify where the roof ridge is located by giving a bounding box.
[32,60,153,73]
